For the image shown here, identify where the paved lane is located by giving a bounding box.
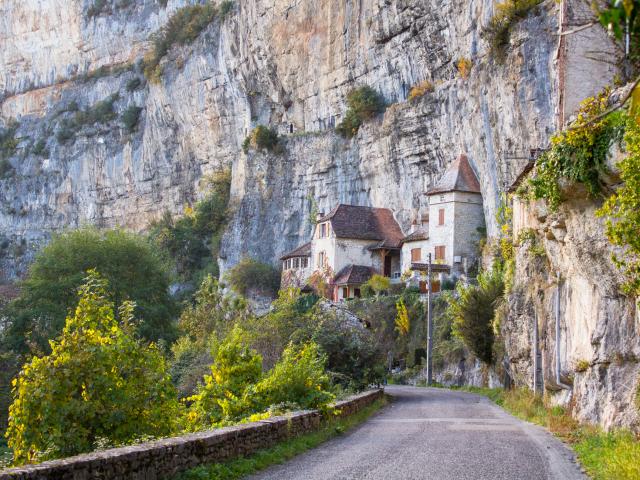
[248,385,585,480]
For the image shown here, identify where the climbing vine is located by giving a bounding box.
[597,115,640,297]
[526,89,627,210]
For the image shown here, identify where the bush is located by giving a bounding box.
[2,227,178,357]
[87,0,108,18]
[253,342,334,413]
[597,113,640,297]
[149,169,231,285]
[170,275,250,397]
[448,267,505,364]
[363,274,391,296]
[31,139,48,157]
[225,257,281,298]
[121,105,143,133]
[311,310,386,390]
[456,57,473,79]
[527,90,626,210]
[126,77,143,91]
[336,86,386,138]
[483,0,542,62]
[408,80,434,101]
[185,327,263,430]
[55,94,120,144]
[219,0,234,19]
[143,2,219,82]
[6,272,181,465]
[0,121,19,176]
[243,125,280,153]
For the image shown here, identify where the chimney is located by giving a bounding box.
[410,221,419,233]
[316,212,324,222]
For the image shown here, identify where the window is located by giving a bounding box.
[438,208,445,225]
[301,257,308,268]
[319,223,327,238]
[342,287,349,299]
[354,288,361,298]
[435,245,446,261]
[318,251,326,268]
[411,248,421,262]
[283,261,287,270]
[293,258,300,269]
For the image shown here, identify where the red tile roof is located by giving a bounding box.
[280,242,312,260]
[427,154,481,195]
[333,264,374,285]
[317,204,404,248]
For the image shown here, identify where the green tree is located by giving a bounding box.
[2,228,177,357]
[598,115,640,296]
[170,275,251,397]
[311,312,386,390]
[363,274,391,297]
[336,86,386,138]
[225,257,281,298]
[253,342,334,412]
[448,268,505,364]
[6,271,180,465]
[185,326,263,430]
[394,298,410,336]
[149,169,231,286]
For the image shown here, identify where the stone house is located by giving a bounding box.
[402,154,485,287]
[280,154,485,299]
[281,204,404,301]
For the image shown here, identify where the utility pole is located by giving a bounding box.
[426,253,433,385]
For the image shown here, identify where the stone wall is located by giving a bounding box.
[0,389,383,480]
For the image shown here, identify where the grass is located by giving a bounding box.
[172,396,388,480]
[448,386,640,479]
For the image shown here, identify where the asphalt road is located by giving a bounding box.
[248,385,586,480]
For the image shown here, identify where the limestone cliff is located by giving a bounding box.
[1,0,635,429]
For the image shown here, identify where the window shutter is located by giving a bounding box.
[439,209,445,225]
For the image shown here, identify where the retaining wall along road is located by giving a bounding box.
[0,389,383,480]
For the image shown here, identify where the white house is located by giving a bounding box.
[402,154,485,289]
[281,204,404,301]
[280,154,485,300]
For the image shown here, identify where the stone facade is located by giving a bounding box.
[0,390,384,480]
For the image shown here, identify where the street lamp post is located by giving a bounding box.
[426,253,433,385]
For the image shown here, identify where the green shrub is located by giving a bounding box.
[575,360,590,373]
[149,169,231,285]
[528,90,626,210]
[0,121,19,177]
[87,0,108,18]
[126,77,143,91]
[185,327,263,430]
[243,125,280,153]
[6,271,181,465]
[143,2,219,82]
[2,228,178,357]
[55,94,120,144]
[253,342,334,413]
[408,80,434,101]
[31,139,48,157]
[483,0,542,62]
[598,113,640,296]
[336,86,386,138]
[225,257,281,298]
[219,0,234,18]
[362,274,391,296]
[121,105,143,133]
[448,267,505,364]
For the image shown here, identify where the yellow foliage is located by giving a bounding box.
[408,80,434,101]
[457,58,473,79]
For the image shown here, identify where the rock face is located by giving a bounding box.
[508,189,640,430]
[1,0,634,429]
